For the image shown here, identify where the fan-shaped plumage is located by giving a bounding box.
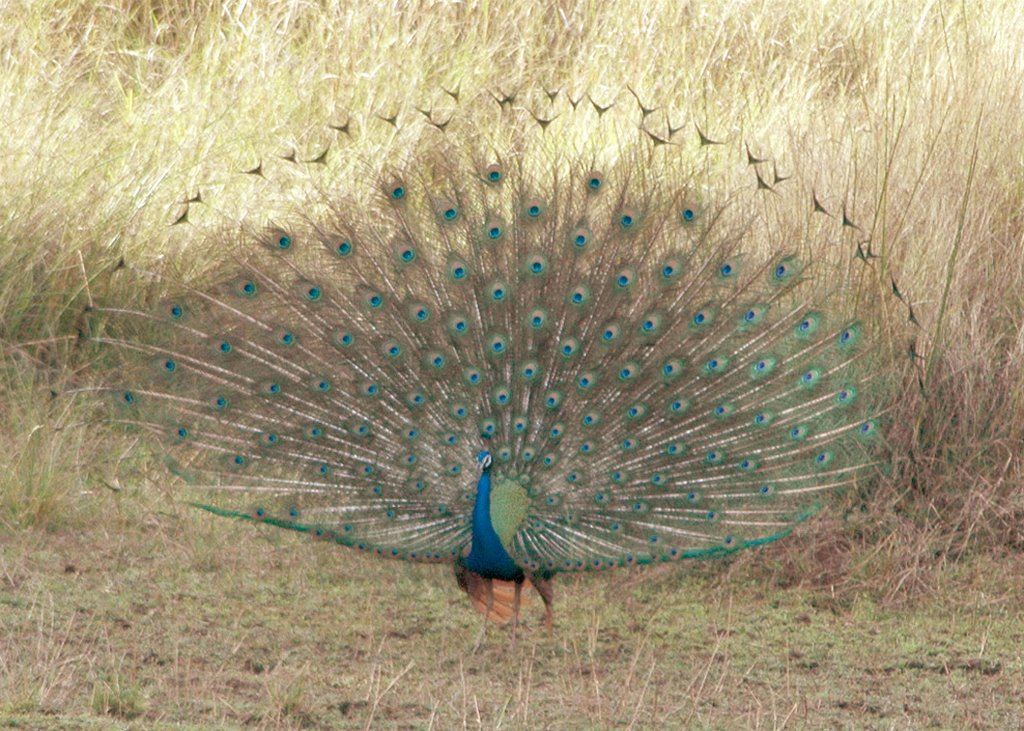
[99,87,883,634]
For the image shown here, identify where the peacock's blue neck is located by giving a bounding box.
[464,471,522,581]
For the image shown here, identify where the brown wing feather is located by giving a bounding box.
[456,571,533,625]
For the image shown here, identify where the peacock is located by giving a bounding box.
[97,86,884,642]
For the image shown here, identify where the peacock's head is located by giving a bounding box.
[476,450,493,475]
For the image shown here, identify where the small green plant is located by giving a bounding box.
[91,669,144,720]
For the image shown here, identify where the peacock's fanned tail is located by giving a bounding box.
[101,87,884,577]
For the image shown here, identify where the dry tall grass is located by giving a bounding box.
[2,0,1022,597]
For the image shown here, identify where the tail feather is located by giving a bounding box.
[100,85,886,578]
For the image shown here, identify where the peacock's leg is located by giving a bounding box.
[472,578,495,653]
[531,575,555,634]
[510,579,523,647]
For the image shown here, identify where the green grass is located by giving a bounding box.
[3,0,1024,727]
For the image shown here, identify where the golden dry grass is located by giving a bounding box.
[2,0,1024,727]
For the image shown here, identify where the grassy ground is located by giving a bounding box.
[3,0,1024,728]
[3,516,1023,730]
